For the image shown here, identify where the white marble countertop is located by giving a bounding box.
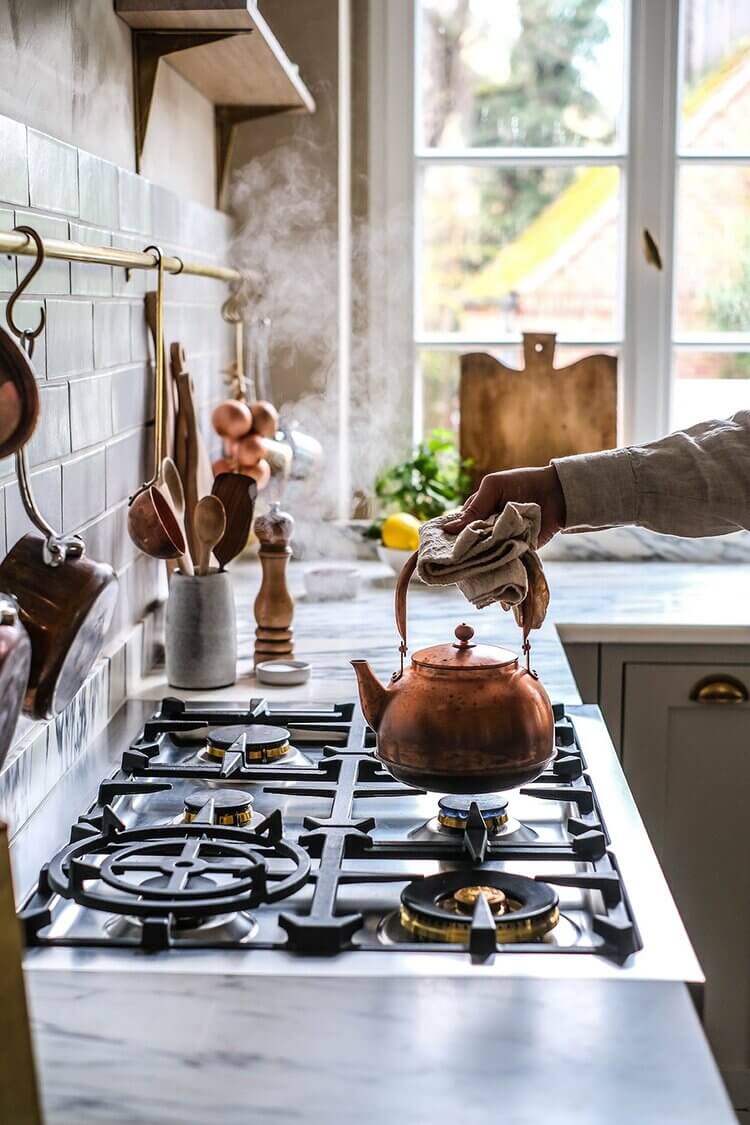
[23,557,750,1124]
[132,558,750,709]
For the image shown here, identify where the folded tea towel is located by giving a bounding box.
[417,503,549,629]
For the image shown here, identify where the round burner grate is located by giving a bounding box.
[46,822,310,921]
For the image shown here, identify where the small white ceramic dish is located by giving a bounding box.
[303,565,361,601]
[376,543,415,575]
[255,659,312,686]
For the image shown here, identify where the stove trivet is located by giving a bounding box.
[399,871,560,945]
[205,724,291,763]
[437,794,509,832]
[43,810,310,949]
[183,787,254,827]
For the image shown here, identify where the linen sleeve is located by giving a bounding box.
[551,410,750,537]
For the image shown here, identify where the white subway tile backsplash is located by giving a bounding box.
[28,130,78,216]
[130,300,151,362]
[69,373,112,451]
[0,114,29,206]
[1,114,234,802]
[26,384,71,466]
[62,449,106,530]
[111,363,152,434]
[78,150,118,229]
[105,428,149,507]
[93,300,131,368]
[45,299,93,377]
[5,463,62,546]
[118,169,151,235]
[70,224,113,297]
[14,211,70,295]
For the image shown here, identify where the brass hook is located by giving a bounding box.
[7,225,46,355]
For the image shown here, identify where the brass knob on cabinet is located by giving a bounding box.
[690,676,748,704]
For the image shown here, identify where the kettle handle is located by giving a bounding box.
[394,550,419,657]
[395,548,536,672]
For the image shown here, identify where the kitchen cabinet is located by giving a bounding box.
[563,639,750,1104]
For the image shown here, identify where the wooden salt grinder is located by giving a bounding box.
[253,502,294,665]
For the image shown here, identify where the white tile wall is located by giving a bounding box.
[0,110,235,826]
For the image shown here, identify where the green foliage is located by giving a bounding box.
[707,237,750,377]
[370,429,472,525]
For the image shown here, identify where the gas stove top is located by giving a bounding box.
[18,696,655,965]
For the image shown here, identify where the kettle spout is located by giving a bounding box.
[351,660,387,731]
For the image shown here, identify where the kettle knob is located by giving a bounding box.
[454,623,475,648]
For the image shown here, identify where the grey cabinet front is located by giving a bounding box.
[622,660,750,1100]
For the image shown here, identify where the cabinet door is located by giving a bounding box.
[622,662,750,1092]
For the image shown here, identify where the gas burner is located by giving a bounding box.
[46,817,310,934]
[106,908,259,944]
[437,794,509,833]
[398,871,559,945]
[183,787,254,827]
[204,724,291,763]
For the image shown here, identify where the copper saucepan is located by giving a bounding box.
[351,550,554,793]
[0,594,31,766]
[0,227,118,719]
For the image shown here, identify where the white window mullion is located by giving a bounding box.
[622,0,681,445]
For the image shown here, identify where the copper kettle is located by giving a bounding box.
[351,551,554,793]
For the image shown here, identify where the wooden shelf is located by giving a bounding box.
[116,1,316,201]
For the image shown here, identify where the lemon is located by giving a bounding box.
[382,512,421,551]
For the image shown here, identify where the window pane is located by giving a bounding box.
[675,165,750,334]
[672,351,750,430]
[679,0,750,154]
[419,0,626,150]
[420,345,618,439]
[419,164,621,336]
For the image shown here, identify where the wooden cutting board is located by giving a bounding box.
[459,333,617,490]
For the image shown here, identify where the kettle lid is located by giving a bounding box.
[412,623,517,671]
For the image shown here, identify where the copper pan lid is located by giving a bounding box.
[411,623,517,671]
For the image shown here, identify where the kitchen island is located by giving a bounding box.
[18,558,746,1124]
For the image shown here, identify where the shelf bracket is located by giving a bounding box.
[132,30,251,170]
[215,104,294,207]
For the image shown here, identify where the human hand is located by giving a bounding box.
[443,465,566,545]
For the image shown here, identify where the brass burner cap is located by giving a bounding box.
[452,885,507,913]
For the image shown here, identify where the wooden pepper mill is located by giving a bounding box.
[253,502,295,665]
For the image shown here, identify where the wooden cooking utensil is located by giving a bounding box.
[193,495,226,577]
[211,472,258,570]
[162,457,194,576]
[459,333,617,491]
[170,342,214,563]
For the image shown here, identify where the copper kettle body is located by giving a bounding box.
[352,551,554,793]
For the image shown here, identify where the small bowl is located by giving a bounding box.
[255,659,311,686]
[303,565,360,601]
[376,543,415,575]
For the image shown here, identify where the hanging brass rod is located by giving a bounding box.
[0,230,254,287]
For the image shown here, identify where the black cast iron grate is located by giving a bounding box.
[20,697,640,962]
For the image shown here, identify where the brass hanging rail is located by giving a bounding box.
[0,229,256,287]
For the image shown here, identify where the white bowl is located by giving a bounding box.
[376,543,415,575]
[255,660,311,686]
[303,565,361,601]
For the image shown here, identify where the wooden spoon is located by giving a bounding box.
[193,495,226,577]
[161,457,193,576]
[211,473,258,570]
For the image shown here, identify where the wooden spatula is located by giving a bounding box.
[212,472,258,570]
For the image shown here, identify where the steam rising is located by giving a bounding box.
[231,140,410,557]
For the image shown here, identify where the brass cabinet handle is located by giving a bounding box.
[690,675,749,704]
